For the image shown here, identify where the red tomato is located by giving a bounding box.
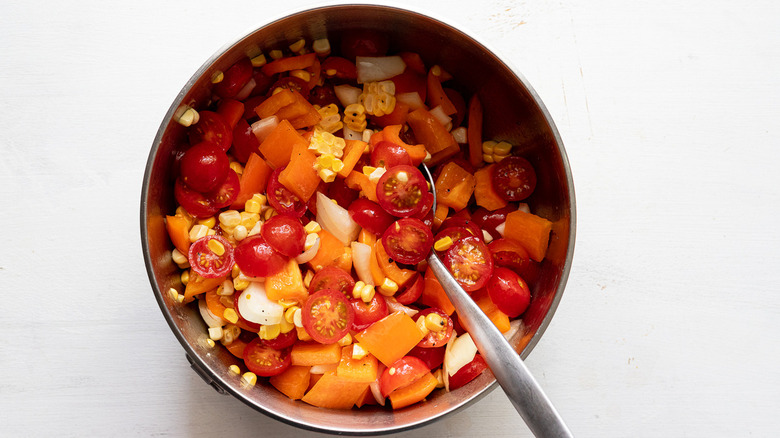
[249,70,274,97]
[327,178,359,210]
[390,70,427,101]
[444,88,467,127]
[230,118,260,164]
[241,95,266,122]
[178,142,229,193]
[204,169,240,209]
[378,356,429,397]
[260,329,298,350]
[382,218,434,265]
[308,84,339,107]
[488,238,541,285]
[439,217,482,239]
[302,289,354,344]
[234,234,287,277]
[471,206,515,240]
[340,30,389,60]
[261,214,306,257]
[394,273,424,305]
[407,345,445,369]
[348,198,396,235]
[187,235,234,278]
[268,76,310,96]
[350,294,389,331]
[308,266,355,295]
[486,267,532,317]
[492,156,537,201]
[416,308,454,348]
[448,354,487,390]
[442,236,494,292]
[174,178,219,218]
[243,338,291,377]
[267,167,306,217]
[376,165,428,217]
[320,56,358,80]
[188,111,233,152]
[214,58,253,99]
[412,192,434,221]
[433,227,476,251]
[398,52,426,75]
[371,141,412,168]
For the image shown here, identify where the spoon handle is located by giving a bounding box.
[427,252,573,438]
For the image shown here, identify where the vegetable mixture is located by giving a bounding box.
[165,30,552,410]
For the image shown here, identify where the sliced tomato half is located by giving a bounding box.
[442,236,494,292]
[301,289,354,344]
[416,308,453,348]
[382,218,434,265]
[188,235,234,279]
[376,165,428,218]
[267,167,306,217]
[243,338,291,377]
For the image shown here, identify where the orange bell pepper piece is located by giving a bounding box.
[216,98,245,129]
[257,119,308,169]
[338,139,369,178]
[336,345,379,383]
[230,152,272,209]
[301,371,370,409]
[344,171,378,203]
[269,365,311,400]
[473,164,508,211]
[261,53,317,76]
[291,342,342,366]
[183,272,226,302]
[420,267,455,315]
[435,161,476,211]
[375,241,416,287]
[265,258,308,304]
[407,108,458,154]
[470,288,511,333]
[426,69,457,115]
[308,229,350,272]
[255,88,296,119]
[165,215,191,255]
[276,90,322,129]
[278,141,320,202]
[503,210,553,262]
[355,312,426,366]
[388,372,438,409]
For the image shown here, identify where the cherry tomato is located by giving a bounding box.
[412,192,434,221]
[174,177,220,218]
[350,294,389,331]
[249,69,274,97]
[204,169,240,209]
[390,70,427,101]
[407,345,445,370]
[433,227,476,250]
[439,217,482,238]
[382,218,434,265]
[260,329,298,350]
[376,165,428,217]
[442,236,494,292]
[398,52,426,75]
[241,95,266,122]
[340,30,389,60]
[178,142,229,193]
[486,267,532,317]
[320,56,357,80]
[261,214,306,257]
[187,235,234,279]
[492,156,537,201]
[234,234,287,277]
[268,76,310,96]
[213,58,253,99]
[471,206,515,240]
[302,289,354,344]
[448,354,487,390]
[371,141,412,168]
[230,118,260,164]
[308,84,339,107]
[348,198,396,235]
[488,238,541,285]
[416,308,453,348]
[243,338,291,377]
[267,167,306,217]
[309,266,355,295]
[394,273,424,305]
[327,178,359,210]
[378,356,429,397]
[188,111,233,152]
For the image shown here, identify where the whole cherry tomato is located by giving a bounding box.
[234,234,287,277]
[261,214,306,257]
[350,294,389,331]
[486,267,532,317]
[371,141,412,168]
[348,199,396,235]
[179,142,229,193]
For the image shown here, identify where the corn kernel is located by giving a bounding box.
[171,248,188,265]
[360,284,375,303]
[337,333,353,346]
[251,53,267,67]
[241,372,257,387]
[180,270,190,285]
[229,364,241,375]
[217,279,234,296]
[416,315,430,336]
[175,106,199,127]
[284,306,299,324]
[482,229,494,243]
[396,171,409,183]
[280,316,295,334]
[206,228,216,236]
[206,338,216,348]
[312,38,331,56]
[248,221,262,237]
[425,313,446,331]
[207,239,225,256]
[208,326,223,341]
[434,236,454,252]
[352,281,366,299]
[259,324,281,340]
[343,103,367,131]
[233,225,248,241]
[367,167,385,184]
[290,69,311,82]
[263,208,277,220]
[317,167,337,183]
[278,299,298,309]
[303,270,314,289]
[223,308,239,324]
[218,210,241,228]
[232,264,241,277]
[228,161,244,175]
[389,367,396,376]
[197,217,216,229]
[482,140,496,154]
[433,368,445,388]
[168,287,180,302]
[431,65,443,77]
[189,224,209,242]
[269,49,283,60]
[351,343,369,360]
[240,211,261,229]
[304,221,322,234]
[361,166,377,176]
[494,141,513,155]
[221,324,240,345]
[304,233,319,251]
[289,38,306,53]
[293,308,303,328]
[378,278,398,296]
[296,325,311,340]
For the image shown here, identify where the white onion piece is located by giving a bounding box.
[385,297,419,318]
[251,115,279,143]
[503,319,523,342]
[356,56,406,83]
[294,237,320,264]
[451,126,468,144]
[369,381,386,406]
[442,333,457,392]
[444,333,478,377]
[334,84,362,107]
[236,282,283,325]
[316,192,360,246]
[234,77,256,101]
[396,91,425,110]
[351,241,374,285]
[309,363,338,374]
[429,105,452,129]
[495,221,506,237]
[198,299,225,328]
[342,125,363,141]
[517,203,531,214]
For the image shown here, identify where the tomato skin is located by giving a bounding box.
[376,165,428,218]
[188,111,233,152]
[302,289,354,344]
[416,308,453,348]
[488,238,541,285]
[471,206,515,240]
[213,58,253,99]
[309,266,355,295]
[308,84,339,107]
[327,178,359,210]
[267,167,306,217]
[179,142,229,193]
[350,294,389,331]
[340,30,389,60]
[442,236,494,292]
[243,338,291,377]
[382,218,434,265]
[241,95,266,122]
[492,156,537,202]
[394,273,424,305]
[261,214,306,257]
[260,329,298,350]
[268,76,310,96]
[188,235,234,278]
[234,234,287,278]
[174,178,220,218]
[486,267,531,318]
[448,354,487,390]
[438,217,482,239]
[370,141,412,168]
[433,226,476,251]
[320,56,358,80]
[378,356,429,397]
[204,169,240,209]
[348,199,396,235]
[230,118,260,164]
[407,345,445,369]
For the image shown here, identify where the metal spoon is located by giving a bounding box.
[420,164,573,438]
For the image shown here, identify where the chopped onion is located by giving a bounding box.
[356,56,406,84]
[495,221,506,237]
[334,84,362,106]
[385,297,419,318]
[442,333,457,392]
[234,77,256,101]
[369,381,386,406]
[351,241,374,285]
[236,282,283,325]
[294,237,320,264]
[429,105,452,129]
[396,91,425,110]
[451,126,468,144]
[198,299,225,328]
[517,203,531,214]
[316,192,360,246]
[444,333,478,377]
[251,115,279,143]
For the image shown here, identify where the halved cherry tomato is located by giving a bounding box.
[308,84,339,107]
[350,294,389,331]
[412,192,434,221]
[390,70,427,101]
[214,58,253,99]
[448,354,487,390]
[268,76,310,97]
[267,167,306,217]
[371,141,412,168]
[486,267,532,317]
[243,338,291,377]
[433,226,476,250]
[394,273,424,305]
[249,70,274,97]
[378,356,429,397]
[188,111,233,152]
[302,289,354,344]
[204,169,240,209]
[407,345,445,369]
[308,266,355,295]
[179,142,229,193]
[241,95,266,122]
[492,156,537,201]
[340,30,389,60]
[327,178,359,210]
[439,217,482,238]
[376,165,428,217]
[174,178,220,218]
[471,206,515,240]
[230,118,260,164]
[382,218,434,265]
[234,234,287,277]
[260,328,298,350]
[398,52,426,75]
[488,238,540,285]
[188,235,234,279]
[320,56,358,80]
[416,308,453,348]
[348,198,396,235]
[261,214,306,257]
[442,236,494,292]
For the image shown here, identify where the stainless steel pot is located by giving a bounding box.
[141,4,575,435]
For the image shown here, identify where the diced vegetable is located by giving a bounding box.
[316,192,360,246]
[503,210,553,262]
[473,164,508,211]
[165,215,191,255]
[279,141,320,202]
[434,162,476,211]
[230,152,272,209]
[388,372,438,409]
[407,108,458,154]
[236,281,284,325]
[269,365,311,400]
[444,333,477,376]
[264,258,309,304]
[355,311,426,366]
[291,342,342,366]
[356,56,406,83]
[301,371,370,409]
[336,345,379,382]
[257,119,308,169]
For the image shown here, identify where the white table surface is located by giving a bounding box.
[2,0,779,436]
